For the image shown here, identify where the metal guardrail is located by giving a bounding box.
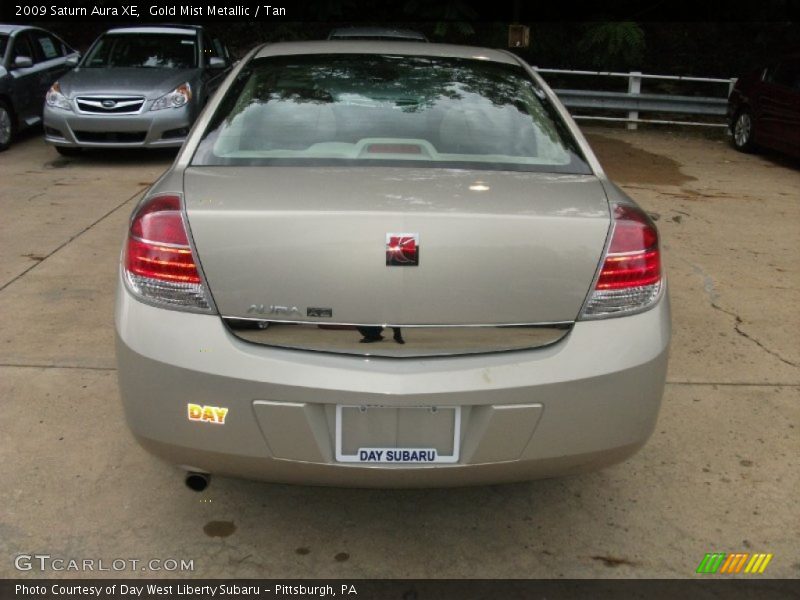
[535,68,737,129]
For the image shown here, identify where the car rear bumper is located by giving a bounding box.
[43,105,191,149]
[115,277,670,488]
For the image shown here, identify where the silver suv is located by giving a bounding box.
[43,25,231,155]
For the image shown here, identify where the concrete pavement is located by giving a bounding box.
[1,129,797,578]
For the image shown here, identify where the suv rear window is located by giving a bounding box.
[192,54,590,174]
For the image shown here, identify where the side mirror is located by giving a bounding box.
[13,56,33,69]
[208,57,226,69]
[65,55,80,67]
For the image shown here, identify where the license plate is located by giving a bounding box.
[335,405,461,464]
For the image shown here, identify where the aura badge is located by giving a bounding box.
[386,233,419,266]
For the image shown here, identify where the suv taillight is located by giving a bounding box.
[123,194,213,311]
[581,203,662,318]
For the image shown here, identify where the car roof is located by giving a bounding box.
[328,27,428,41]
[254,41,518,65]
[106,26,199,36]
[0,24,35,34]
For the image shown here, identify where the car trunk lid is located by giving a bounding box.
[184,167,610,326]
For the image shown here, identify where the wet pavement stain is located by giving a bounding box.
[203,521,237,538]
[586,134,697,186]
[334,552,350,562]
[44,158,73,169]
[591,555,638,568]
[295,547,310,555]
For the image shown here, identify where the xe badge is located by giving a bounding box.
[386,233,419,266]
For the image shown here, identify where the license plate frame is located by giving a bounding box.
[335,405,461,464]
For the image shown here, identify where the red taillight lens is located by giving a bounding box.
[582,203,663,318]
[125,238,201,283]
[130,196,192,245]
[125,195,200,283]
[596,205,661,290]
[123,194,211,311]
[607,205,658,253]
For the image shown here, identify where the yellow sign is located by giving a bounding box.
[187,404,228,424]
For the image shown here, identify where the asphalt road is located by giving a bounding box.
[1,128,798,578]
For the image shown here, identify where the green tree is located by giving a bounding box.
[578,22,645,69]
[403,0,478,38]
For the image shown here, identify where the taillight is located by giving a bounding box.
[581,203,662,318]
[123,194,213,311]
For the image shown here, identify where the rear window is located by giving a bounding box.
[83,33,197,69]
[766,61,800,90]
[192,54,590,174]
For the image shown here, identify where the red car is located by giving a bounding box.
[728,55,800,159]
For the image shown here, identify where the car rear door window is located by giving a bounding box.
[10,33,35,64]
[33,33,63,60]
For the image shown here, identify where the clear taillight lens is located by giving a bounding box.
[123,194,213,312]
[581,203,662,318]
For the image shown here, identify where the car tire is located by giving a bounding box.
[732,109,756,153]
[55,146,82,157]
[0,100,15,152]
